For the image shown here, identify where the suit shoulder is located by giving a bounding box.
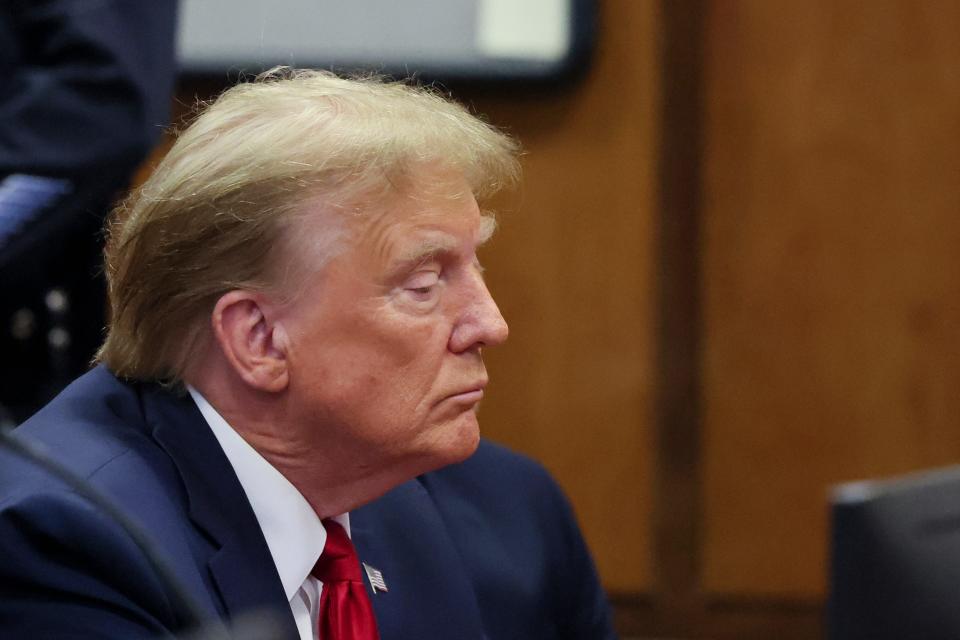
[1,367,175,512]
[417,442,618,639]
[10,366,149,478]
[440,438,556,487]
[466,438,552,476]
[421,438,571,522]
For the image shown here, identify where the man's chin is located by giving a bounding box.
[420,418,481,472]
[450,423,481,462]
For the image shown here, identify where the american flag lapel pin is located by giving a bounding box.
[363,562,389,594]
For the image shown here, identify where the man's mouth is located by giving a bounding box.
[445,388,484,404]
[441,379,488,405]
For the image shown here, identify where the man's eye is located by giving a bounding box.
[404,272,440,299]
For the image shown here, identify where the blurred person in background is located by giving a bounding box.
[0,0,178,425]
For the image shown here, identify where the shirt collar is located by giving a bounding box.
[187,386,350,601]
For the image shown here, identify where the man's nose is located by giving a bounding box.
[448,279,509,353]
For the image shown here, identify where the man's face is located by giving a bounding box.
[276,170,508,478]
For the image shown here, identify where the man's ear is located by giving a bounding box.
[210,290,289,392]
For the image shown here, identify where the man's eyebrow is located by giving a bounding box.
[391,215,498,269]
[393,236,458,268]
[478,214,498,246]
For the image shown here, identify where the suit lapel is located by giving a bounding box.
[351,479,486,640]
[142,384,299,639]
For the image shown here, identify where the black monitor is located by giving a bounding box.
[828,465,960,640]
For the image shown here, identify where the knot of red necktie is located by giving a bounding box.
[311,519,380,640]
[312,519,364,583]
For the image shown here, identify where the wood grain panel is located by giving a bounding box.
[702,0,960,597]
[466,0,660,593]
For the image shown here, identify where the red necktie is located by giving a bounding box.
[312,519,380,640]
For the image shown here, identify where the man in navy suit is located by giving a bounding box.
[0,69,617,639]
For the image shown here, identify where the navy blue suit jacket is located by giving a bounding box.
[0,366,617,639]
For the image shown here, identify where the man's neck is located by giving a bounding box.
[185,379,420,520]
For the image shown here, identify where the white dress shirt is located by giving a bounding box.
[188,387,349,640]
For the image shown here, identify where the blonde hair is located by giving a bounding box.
[97,68,520,382]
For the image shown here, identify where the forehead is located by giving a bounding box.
[275,169,493,292]
[356,173,491,260]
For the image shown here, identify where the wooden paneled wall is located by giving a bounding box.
[702,0,960,600]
